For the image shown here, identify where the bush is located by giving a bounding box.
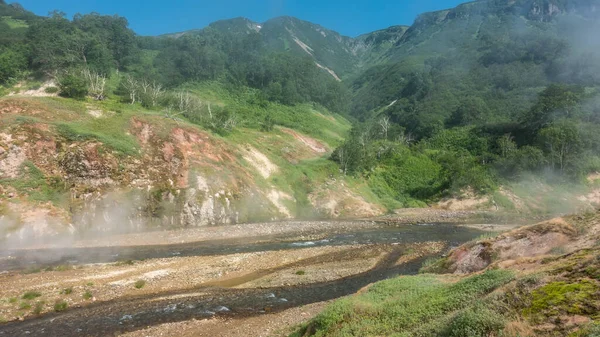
[27,81,42,90]
[83,291,93,300]
[134,280,146,289]
[58,73,88,99]
[33,301,45,315]
[22,291,42,300]
[295,270,306,275]
[54,300,68,312]
[44,86,59,94]
[61,287,73,295]
[445,306,506,337]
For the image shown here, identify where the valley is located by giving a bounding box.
[1,0,600,335]
[0,218,486,336]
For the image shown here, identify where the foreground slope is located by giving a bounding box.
[296,212,600,336]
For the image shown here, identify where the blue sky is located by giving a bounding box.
[11,0,467,37]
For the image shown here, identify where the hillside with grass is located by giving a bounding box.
[0,80,386,241]
[294,213,600,336]
[3,0,600,240]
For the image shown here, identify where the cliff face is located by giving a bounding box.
[0,97,384,243]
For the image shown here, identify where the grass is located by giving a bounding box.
[524,280,599,323]
[21,291,42,300]
[33,301,45,315]
[83,291,93,300]
[295,270,306,275]
[0,161,66,205]
[18,302,31,310]
[53,300,68,312]
[8,297,17,304]
[44,86,59,94]
[61,287,73,295]
[292,270,514,337]
[183,81,351,147]
[1,16,28,29]
[134,280,146,289]
[55,114,139,156]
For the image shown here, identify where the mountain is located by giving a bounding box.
[165,16,409,80]
[349,0,600,119]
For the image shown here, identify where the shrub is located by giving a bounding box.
[134,280,146,289]
[54,300,68,312]
[19,302,31,310]
[44,86,59,94]
[22,291,42,300]
[61,287,73,295]
[27,81,42,90]
[58,73,88,99]
[83,291,93,300]
[295,270,306,276]
[33,301,45,315]
[445,306,506,337]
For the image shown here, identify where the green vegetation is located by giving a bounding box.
[524,280,599,323]
[61,287,73,295]
[82,291,93,300]
[570,322,600,337]
[293,270,514,337]
[18,302,31,310]
[295,270,306,276]
[0,161,66,205]
[3,0,600,210]
[53,300,68,312]
[44,86,59,94]
[134,280,146,289]
[21,291,41,300]
[55,115,139,156]
[32,301,44,315]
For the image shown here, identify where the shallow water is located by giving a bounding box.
[0,222,484,337]
[0,223,480,271]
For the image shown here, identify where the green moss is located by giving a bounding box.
[524,280,599,323]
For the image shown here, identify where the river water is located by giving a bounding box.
[0,222,484,336]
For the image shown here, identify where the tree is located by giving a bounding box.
[82,68,106,100]
[120,75,138,104]
[521,84,584,133]
[497,134,517,159]
[447,97,490,127]
[538,121,582,172]
[379,116,391,139]
[0,49,27,84]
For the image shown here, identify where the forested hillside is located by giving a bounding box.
[2,0,600,214]
[334,0,600,208]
